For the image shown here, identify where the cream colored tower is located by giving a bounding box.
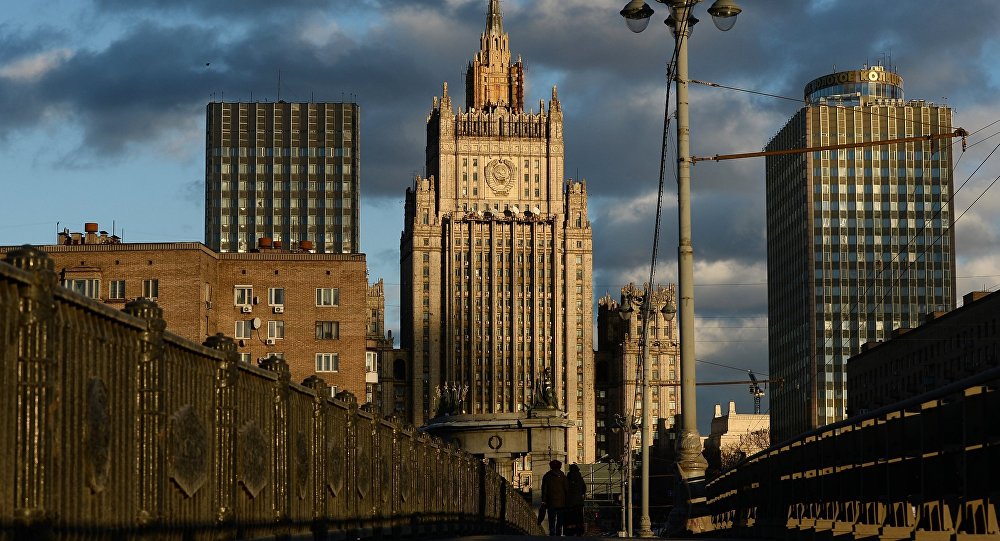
[401,0,595,467]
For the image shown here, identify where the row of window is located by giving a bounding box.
[233,286,339,307]
[238,352,341,373]
[62,278,159,300]
[234,320,340,340]
[211,147,352,158]
[215,164,352,175]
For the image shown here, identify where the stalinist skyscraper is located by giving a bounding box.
[401,0,595,470]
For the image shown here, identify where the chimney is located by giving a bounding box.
[714,404,722,418]
[84,222,99,244]
[728,401,736,415]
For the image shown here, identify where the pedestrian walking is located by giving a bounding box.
[564,463,586,535]
[541,460,568,536]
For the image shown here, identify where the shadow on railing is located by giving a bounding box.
[0,246,543,539]
[706,362,1000,540]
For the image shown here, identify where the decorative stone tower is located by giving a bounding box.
[401,0,595,483]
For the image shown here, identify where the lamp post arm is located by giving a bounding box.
[690,128,967,163]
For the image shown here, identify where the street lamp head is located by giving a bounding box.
[665,12,699,38]
[661,301,677,322]
[707,0,742,31]
[620,0,654,33]
[618,298,636,320]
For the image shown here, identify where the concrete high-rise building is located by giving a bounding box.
[400,0,596,474]
[205,101,360,254]
[766,66,956,441]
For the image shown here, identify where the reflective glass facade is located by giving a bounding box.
[766,74,956,441]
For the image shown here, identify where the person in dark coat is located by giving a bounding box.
[564,463,587,535]
[541,460,568,536]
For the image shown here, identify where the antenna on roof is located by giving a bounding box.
[277,69,282,101]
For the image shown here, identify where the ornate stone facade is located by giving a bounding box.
[401,0,595,471]
[595,283,680,461]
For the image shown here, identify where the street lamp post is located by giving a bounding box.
[611,412,636,537]
[619,287,676,537]
[619,0,743,535]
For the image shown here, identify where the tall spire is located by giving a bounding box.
[465,0,523,112]
[486,0,503,34]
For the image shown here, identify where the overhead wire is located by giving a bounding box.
[689,77,1000,173]
[690,78,981,135]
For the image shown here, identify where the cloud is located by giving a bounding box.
[4,0,1000,428]
[0,48,74,82]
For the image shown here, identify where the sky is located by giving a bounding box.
[3,0,1000,433]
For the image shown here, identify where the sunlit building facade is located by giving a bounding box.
[594,283,679,461]
[400,0,595,466]
[205,102,360,254]
[766,66,956,441]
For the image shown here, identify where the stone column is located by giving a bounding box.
[522,406,573,509]
[125,298,167,528]
[204,333,239,527]
[261,354,292,530]
[302,375,330,537]
[6,246,57,528]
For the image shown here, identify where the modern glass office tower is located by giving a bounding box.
[205,102,360,254]
[766,66,956,441]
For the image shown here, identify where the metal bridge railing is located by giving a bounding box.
[707,362,1000,540]
[0,246,543,540]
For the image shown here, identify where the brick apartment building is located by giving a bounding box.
[4,223,372,400]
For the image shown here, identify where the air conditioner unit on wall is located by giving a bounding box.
[265,338,276,345]
[273,306,284,314]
[241,305,252,313]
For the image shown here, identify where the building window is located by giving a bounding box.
[267,320,285,339]
[239,352,252,364]
[366,351,377,373]
[316,287,340,306]
[315,321,340,340]
[268,287,285,306]
[142,279,159,299]
[316,353,339,372]
[63,278,100,299]
[109,280,125,300]
[234,285,253,306]
[235,320,252,340]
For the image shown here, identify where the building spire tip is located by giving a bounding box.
[486,0,503,34]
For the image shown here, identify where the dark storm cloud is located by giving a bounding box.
[92,0,369,16]
[4,0,1000,422]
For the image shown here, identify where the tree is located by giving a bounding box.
[718,428,770,472]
